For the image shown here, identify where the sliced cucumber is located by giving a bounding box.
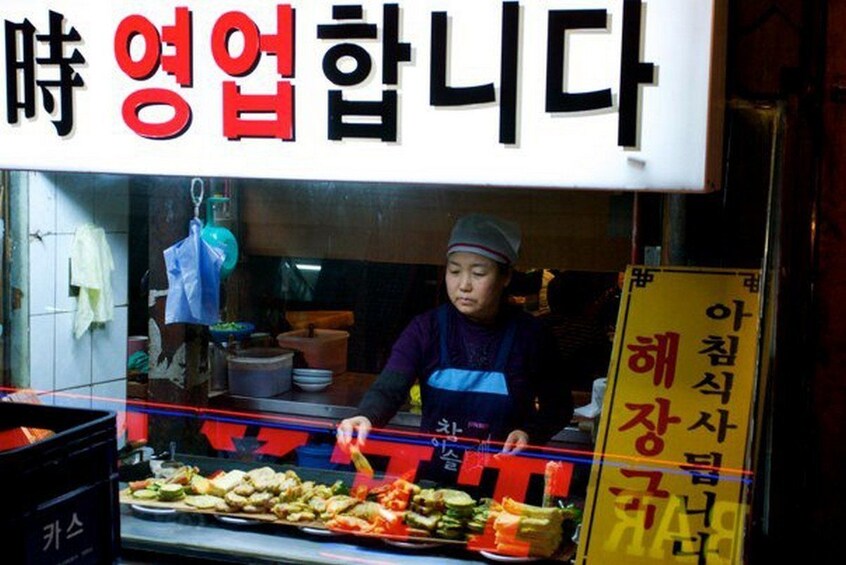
[158,484,185,501]
[132,489,159,500]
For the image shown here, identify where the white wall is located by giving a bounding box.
[26,171,129,440]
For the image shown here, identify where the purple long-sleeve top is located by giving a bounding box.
[357,303,574,444]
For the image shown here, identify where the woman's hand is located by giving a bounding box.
[500,429,529,455]
[335,415,373,452]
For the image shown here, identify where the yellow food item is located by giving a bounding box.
[234,482,256,496]
[224,491,248,510]
[409,383,422,407]
[501,497,564,521]
[209,470,246,496]
[188,475,212,495]
[185,495,224,509]
[349,444,374,478]
[494,499,564,558]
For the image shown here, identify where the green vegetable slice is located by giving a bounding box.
[132,489,158,500]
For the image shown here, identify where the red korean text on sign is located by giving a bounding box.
[608,469,669,530]
[212,5,294,140]
[114,7,193,139]
[618,396,681,456]
[626,331,680,388]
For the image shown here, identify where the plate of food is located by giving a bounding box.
[478,550,541,563]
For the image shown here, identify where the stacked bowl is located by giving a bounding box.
[292,368,333,392]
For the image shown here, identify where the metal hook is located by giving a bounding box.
[190,177,204,219]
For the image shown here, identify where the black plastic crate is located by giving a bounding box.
[0,402,120,564]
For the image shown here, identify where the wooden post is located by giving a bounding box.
[145,175,211,455]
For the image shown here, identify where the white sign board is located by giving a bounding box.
[0,1,725,190]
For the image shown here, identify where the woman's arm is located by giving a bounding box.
[337,314,430,448]
[356,368,418,428]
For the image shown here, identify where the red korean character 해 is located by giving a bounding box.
[114,8,193,138]
[212,5,295,140]
[609,469,669,530]
[618,397,681,456]
[627,331,680,388]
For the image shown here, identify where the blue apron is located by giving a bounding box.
[420,305,516,479]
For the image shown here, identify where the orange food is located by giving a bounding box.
[128,479,152,492]
[326,515,374,533]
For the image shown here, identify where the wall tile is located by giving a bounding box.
[54,234,76,314]
[93,175,129,233]
[55,173,93,235]
[54,312,92,389]
[52,386,92,409]
[37,392,56,406]
[91,380,126,410]
[92,379,127,447]
[93,306,128,384]
[29,235,56,316]
[107,232,129,306]
[29,314,55,392]
[28,172,56,236]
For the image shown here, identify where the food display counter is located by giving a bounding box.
[120,504,490,565]
[118,454,581,564]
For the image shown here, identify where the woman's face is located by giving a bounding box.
[445,252,511,323]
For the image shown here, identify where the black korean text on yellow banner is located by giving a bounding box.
[576,266,761,564]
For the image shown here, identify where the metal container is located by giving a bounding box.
[227,348,294,397]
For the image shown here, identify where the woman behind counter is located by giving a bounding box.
[336,213,573,478]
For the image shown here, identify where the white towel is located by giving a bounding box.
[71,224,114,338]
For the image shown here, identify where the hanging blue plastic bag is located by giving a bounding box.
[164,218,224,325]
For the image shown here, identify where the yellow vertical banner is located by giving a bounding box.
[576,266,761,564]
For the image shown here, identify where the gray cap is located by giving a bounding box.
[446,213,521,265]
